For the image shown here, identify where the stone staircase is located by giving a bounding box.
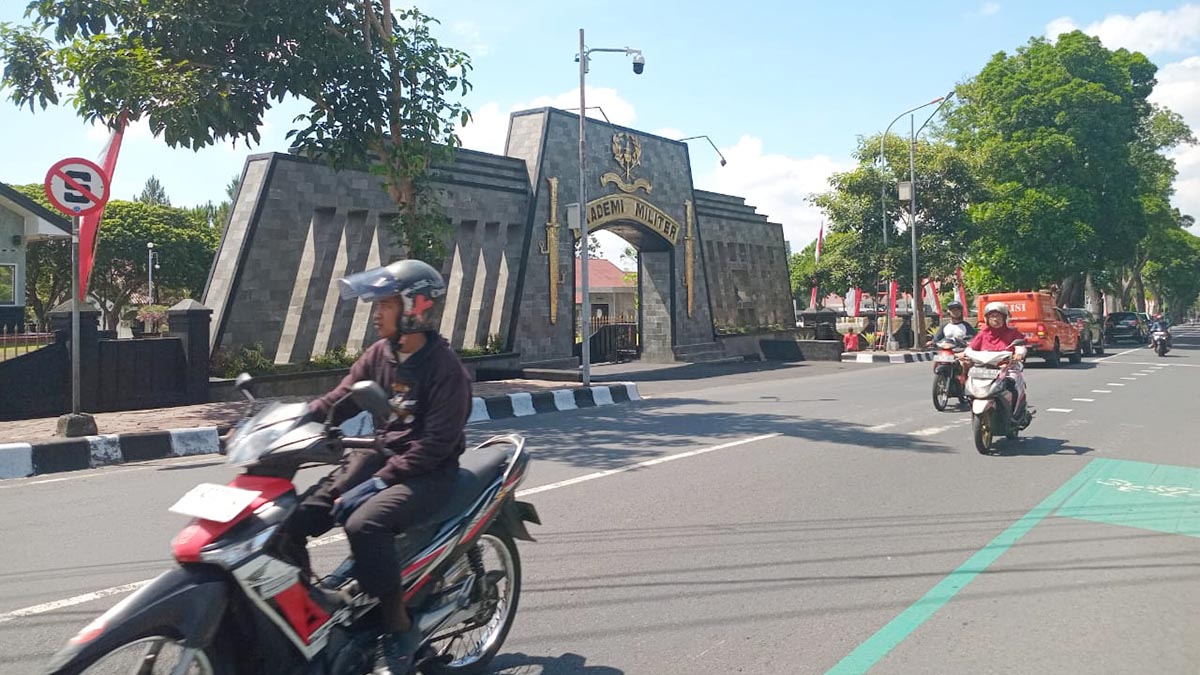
[672,341,744,364]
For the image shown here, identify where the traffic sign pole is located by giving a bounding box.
[71,215,81,415]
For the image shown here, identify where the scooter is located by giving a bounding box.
[931,337,969,411]
[965,340,1033,454]
[1152,330,1170,357]
[46,375,540,675]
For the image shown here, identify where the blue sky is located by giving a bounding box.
[2,1,1198,262]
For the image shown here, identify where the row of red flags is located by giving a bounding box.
[809,268,969,317]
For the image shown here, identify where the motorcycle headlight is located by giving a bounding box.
[226,425,290,465]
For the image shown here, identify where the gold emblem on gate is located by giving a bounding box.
[602,132,653,195]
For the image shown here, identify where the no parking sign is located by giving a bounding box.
[43,157,109,217]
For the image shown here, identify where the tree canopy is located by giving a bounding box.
[1,1,472,260]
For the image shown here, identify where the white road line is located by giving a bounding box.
[1091,390,1112,394]
[908,425,954,437]
[1098,360,1198,368]
[0,432,788,624]
[0,456,224,490]
[519,433,782,497]
[1072,398,1095,402]
[1121,377,1139,380]
[0,581,150,624]
[865,423,897,431]
[1106,383,1126,387]
[1093,346,1145,362]
[1046,408,1074,413]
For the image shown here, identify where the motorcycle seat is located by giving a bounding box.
[420,445,510,529]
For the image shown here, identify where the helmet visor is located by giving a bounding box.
[338,267,397,302]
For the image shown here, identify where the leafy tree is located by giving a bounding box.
[809,133,980,294]
[945,32,1161,292]
[12,184,218,328]
[1143,224,1200,314]
[1,1,472,261]
[575,234,602,259]
[136,175,170,205]
[188,174,241,229]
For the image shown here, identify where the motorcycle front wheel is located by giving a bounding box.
[973,411,994,455]
[75,635,221,675]
[425,529,522,675]
[932,373,951,411]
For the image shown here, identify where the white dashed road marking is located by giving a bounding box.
[1046,408,1074,413]
[1107,383,1126,387]
[1092,390,1112,393]
[1072,398,1095,402]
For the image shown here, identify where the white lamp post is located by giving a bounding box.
[577,28,644,385]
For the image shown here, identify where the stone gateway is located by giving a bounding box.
[204,108,793,368]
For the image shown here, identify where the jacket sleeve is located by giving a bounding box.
[968,331,984,351]
[932,325,946,343]
[306,344,377,426]
[375,359,471,483]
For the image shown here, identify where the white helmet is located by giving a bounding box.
[984,301,1010,319]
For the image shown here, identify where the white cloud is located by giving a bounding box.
[1045,5,1200,55]
[653,127,684,140]
[1151,56,1200,123]
[458,87,637,155]
[450,21,489,57]
[694,135,851,252]
[980,3,1001,17]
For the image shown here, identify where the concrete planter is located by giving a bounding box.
[718,329,799,361]
[459,352,521,381]
[209,368,350,402]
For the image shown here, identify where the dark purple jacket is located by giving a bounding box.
[308,334,472,484]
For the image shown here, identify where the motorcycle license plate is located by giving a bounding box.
[170,483,261,522]
[970,367,1001,379]
[933,354,956,363]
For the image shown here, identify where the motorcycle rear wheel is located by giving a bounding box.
[932,373,951,411]
[973,412,994,455]
[76,635,221,675]
[424,529,522,675]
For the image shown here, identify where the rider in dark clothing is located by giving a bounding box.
[930,301,977,344]
[285,260,471,674]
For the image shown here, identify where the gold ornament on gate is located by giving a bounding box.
[601,132,653,195]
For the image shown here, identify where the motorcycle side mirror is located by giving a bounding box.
[1009,339,1026,347]
[350,381,395,424]
[235,372,256,401]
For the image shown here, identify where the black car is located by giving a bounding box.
[1063,308,1105,355]
[1105,311,1147,344]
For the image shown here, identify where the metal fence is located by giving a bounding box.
[0,323,54,362]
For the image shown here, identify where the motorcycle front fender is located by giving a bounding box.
[972,398,994,415]
[46,565,230,675]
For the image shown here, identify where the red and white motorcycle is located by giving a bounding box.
[46,376,539,675]
[964,340,1033,454]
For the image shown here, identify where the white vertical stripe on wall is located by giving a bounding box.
[489,248,509,340]
[439,242,465,347]
[461,246,489,349]
[311,224,351,357]
[348,218,382,351]
[274,216,318,364]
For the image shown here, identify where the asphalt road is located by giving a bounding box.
[1,329,1198,674]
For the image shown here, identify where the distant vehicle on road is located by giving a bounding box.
[1105,311,1148,344]
[975,291,1081,367]
[1062,308,1105,356]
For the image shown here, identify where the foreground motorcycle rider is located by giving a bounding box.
[967,301,1035,423]
[1149,314,1172,349]
[283,259,471,674]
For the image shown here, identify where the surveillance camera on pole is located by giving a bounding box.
[632,52,645,74]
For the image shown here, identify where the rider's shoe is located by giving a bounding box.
[380,625,422,674]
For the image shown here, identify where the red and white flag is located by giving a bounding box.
[810,284,819,309]
[887,280,898,320]
[815,224,824,263]
[845,288,859,317]
[954,267,968,314]
[79,115,127,300]
[923,278,941,315]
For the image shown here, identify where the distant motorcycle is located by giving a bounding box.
[965,340,1033,454]
[1152,330,1170,357]
[46,375,539,675]
[931,337,968,411]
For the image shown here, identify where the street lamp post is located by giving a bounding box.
[677,135,728,166]
[577,28,644,386]
[146,241,158,305]
[879,95,947,350]
[908,92,955,350]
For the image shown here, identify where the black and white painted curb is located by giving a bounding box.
[841,351,936,364]
[0,382,641,480]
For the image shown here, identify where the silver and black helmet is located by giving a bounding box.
[338,259,447,334]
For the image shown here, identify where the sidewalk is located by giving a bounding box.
[0,378,641,479]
